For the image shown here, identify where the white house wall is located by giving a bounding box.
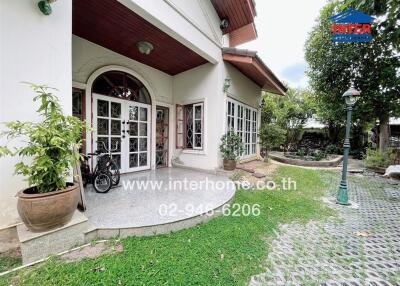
[172,60,262,170]
[221,62,262,161]
[0,0,72,229]
[117,0,222,63]
[172,62,224,170]
[223,63,262,109]
[72,36,173,104]
[72,36,174,170]
[0,1,264,230]
[168,0,223,44]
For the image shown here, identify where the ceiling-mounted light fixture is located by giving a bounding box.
[38,0,57,15]
[136,41,154,55]
[220,19,229,30]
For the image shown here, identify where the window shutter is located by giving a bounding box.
[176,104,184,149]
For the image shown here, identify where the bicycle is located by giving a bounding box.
[80,153,113,193]
[96,141,121,186]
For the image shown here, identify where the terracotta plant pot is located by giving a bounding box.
[223,159,237,171]
[17,183,79,232]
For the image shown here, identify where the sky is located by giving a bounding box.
[239,0,328,89]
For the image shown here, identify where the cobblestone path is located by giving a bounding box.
[250,173,400,286]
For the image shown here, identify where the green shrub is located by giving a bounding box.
[325,144,341,154]
[219,131,244,160]
[364,148,396,169]
[313,150,327,161]
[259,123,286,153]
[349,148,366,160]
[296,148,307,157]
[0,84,86,193]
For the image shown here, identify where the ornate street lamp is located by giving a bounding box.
[337,84,360,205]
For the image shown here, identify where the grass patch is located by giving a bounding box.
[0,165,334,286]
[0,250,22,273]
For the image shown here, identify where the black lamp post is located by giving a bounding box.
[337,84,360,205]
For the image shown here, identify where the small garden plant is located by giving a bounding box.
[364,148,396,169]
[219,131,244,160]
[0,83,85,193]
[325,144,341,155]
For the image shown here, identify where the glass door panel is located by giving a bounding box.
[93,94,151,173]
[93,96,123,170]
[156,106,169,168]
[125,103,150,172]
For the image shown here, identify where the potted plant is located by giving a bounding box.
[0,83,85,232]
[219,131,244,170]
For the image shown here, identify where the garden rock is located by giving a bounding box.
[383,165,400,179]
[253,172,266,179]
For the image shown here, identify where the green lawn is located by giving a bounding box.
[0,250,21,274]
[0,166,334,286]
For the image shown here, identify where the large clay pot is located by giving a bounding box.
[16,183,79,232]
[223,159,237,171]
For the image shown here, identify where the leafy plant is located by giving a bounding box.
[305,0,400,151]
[259,123,286,155]
[260,88,312,154]
[0,83,85,193]
[296,148,307,157]
[219,131,244,160]
[349,148,366,160]
[364,148,396,169]
[313,150,327,161]
[325,144,341,155]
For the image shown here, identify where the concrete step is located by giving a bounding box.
[17,211,89,265]
[84,222,98,243]
[215,168,235,177]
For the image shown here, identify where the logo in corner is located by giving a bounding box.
[331,8,374,43]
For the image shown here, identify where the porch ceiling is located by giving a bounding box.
[211,0,256,34]
[72,0,208,75]
[222,48,287,96]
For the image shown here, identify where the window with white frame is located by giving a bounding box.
[226,98,258,156]
[176,102,203,150]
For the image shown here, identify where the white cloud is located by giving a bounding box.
[239,0,327,88]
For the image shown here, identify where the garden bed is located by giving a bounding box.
[269,151,343,167]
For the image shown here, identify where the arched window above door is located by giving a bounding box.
[92,71,151,104]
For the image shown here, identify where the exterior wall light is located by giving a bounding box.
[259,98,266,108]
[223,77,231,92]
[38,0,57,15]
[136,41,154,55]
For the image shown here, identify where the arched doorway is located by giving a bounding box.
[91,70,152,173]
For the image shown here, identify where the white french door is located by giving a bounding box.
[93,94,151,173]
[226,98,258,158]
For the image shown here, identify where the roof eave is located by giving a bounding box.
[222,48,287,96]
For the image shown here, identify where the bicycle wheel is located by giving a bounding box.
[93,172,112,193]
[109,160,120,186]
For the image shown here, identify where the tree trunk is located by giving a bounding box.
[378,117,390,152]
[327,123,340,143]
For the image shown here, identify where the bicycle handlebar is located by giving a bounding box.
[97,140,119,154]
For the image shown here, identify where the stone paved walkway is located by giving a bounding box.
[250,172,400,286]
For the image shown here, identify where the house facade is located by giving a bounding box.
[0,0,285,231]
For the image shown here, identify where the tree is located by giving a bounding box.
[305,0,400,151]
[259,87,312,155]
